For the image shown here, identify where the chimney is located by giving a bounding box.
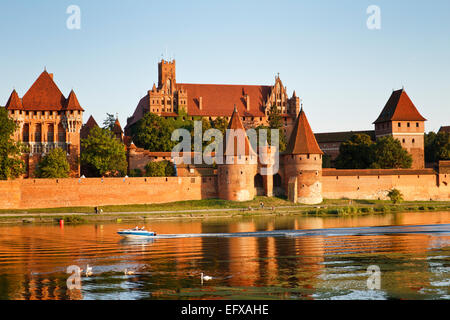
[245,95,250,111]
[199,97,203,110]
[49,73,54,80]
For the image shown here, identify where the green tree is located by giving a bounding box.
[388,188,403,204]
[36,148,70,178]
[81,126,127,177]
[267,105,283,129]
[212,117,228,137]
[103,113,116,131]
[335,134,375,169]
[0,107,25,180]
[371,136,412,169]
[425,131,450,163]
[131,112,176,152]
[255,125,287,153]
[145,160,175,177]
[322,153,332,168]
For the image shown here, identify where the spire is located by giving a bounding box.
[285,109,323,155]
[224,106,255,157]
[5,89,23,110]
[66,89,84,111]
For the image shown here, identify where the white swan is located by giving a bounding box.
[85,265,93,277]
[124,268,135,275]
[201,272,212,284]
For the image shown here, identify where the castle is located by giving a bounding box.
[125,59,300,139]
[2,63,449,210]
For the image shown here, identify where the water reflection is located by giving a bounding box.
[0,211,448,300]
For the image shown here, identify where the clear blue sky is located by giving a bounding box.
[1,0,449,133]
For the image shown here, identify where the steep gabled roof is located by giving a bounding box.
[5,90,23,110]
[66,90,84,111]
[285,109,323,155]
[80,115,99,139]
[374,89,426,124]
[224,106,256,157]
[438,126,450,134]
[113,118,123,134]
[21,71,67,110]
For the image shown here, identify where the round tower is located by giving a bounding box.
[218,106,257,201]
[283,108,323,204]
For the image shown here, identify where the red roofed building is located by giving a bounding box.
[5,70,84,177]
[125,59,301,138]
[374,89,426,169]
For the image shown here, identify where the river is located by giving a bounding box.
[0,211,448,300]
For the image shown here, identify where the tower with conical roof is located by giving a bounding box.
[373,89,426,169]
[217,106,258,201]
[284,108,323,204]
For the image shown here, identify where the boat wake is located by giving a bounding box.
[149,224,450,240]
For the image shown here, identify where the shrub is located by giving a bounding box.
[36,148,70,178]
[145,160,175,177]
[387,188,404,204]
[129,169,143,177]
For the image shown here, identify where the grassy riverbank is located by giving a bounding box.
[0,197,449,225]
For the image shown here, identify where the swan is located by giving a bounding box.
[124,269,134,275]
[85,265,93,277]
[200,273,212,284]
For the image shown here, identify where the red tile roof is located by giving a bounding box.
[285,109,323,155]
[7,71,84,112]
[113,118,123,134]
[80,115,99,139]
[177,83,270,118]
[5,90,23,110]
[374,89,426,124]
[66,90,84,111]
[224,106,256,157]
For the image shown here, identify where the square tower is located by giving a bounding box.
[373,89,426,169]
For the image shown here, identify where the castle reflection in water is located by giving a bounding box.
[0,211,448,300]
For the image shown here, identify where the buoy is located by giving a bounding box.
[59,219,64,227]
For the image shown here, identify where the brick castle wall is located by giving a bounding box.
[322,168,449,201]
[1,166,449,210]
[0,176,217,210]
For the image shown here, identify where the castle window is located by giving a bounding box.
[407,122,410,127]
[416,122,419,127]
[398,122,401,127]
[307,154,310,159]
[402,139,405,143]
[412,139,415,143]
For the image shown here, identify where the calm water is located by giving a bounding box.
[0,211,449,300]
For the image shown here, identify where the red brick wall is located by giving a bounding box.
[322,168,449,201]
[0,176,218,210]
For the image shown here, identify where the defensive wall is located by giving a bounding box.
[322,164,449,201]
[0,161,449,210]
[0,176,217,210]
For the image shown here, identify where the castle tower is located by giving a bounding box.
[284,108,323,204]
[158,59,176,94]
[217,106,258,201]
[5,71,84,178]
[373,89,426,169]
